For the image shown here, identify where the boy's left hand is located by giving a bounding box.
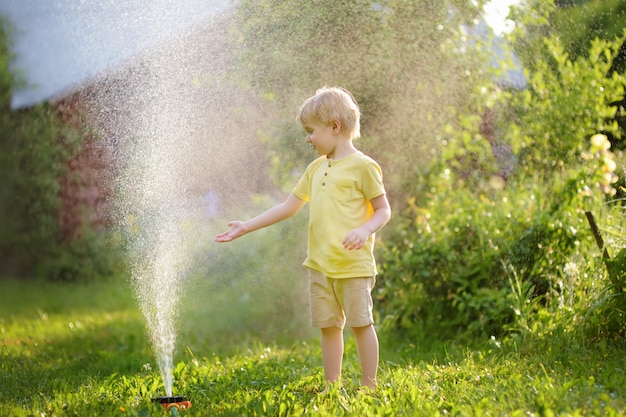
[343,228,369,250]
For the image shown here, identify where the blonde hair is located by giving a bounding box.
[297,87,361,139]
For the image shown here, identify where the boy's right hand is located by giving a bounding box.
[215,221,247,242]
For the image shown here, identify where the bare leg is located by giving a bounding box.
[321,326,344,386]
[351,324,379,389]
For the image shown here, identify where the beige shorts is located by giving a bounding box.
[308,269,376,329]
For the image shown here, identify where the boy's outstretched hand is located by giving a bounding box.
[215,195,305,243]
[215,221,247,242]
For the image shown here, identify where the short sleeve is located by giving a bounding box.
[360,159,386,201]
[291,156,326,202]
[292,170,310,202]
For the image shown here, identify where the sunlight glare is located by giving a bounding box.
[483,0,521,35]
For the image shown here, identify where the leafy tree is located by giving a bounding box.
[551,0,626,147]
[553,0,626,64]
[510,0,626,149]
[231,0,488,207]
[505,36,624,178]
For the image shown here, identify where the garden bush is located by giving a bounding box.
[377,25,625,342]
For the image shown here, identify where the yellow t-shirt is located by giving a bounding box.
[292,151,386,278]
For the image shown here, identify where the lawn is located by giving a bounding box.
[1,278,625,416]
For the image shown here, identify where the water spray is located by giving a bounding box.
[152,396,192,416]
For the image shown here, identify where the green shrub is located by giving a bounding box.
[377,172,575,340]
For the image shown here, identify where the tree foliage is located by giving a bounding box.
[506,35,624,176]
[231,0,488,205]
[553,0,626,67]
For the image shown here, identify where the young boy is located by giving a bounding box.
[215,86,391,391]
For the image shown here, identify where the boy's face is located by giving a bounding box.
[303,121,339,158]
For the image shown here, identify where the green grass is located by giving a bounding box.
[1,278,625,416]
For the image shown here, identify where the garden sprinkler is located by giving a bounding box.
[151,396,192,416]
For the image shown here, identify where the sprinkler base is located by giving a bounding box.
[151,396,192,415]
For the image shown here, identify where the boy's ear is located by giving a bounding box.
[332,119,341,133]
